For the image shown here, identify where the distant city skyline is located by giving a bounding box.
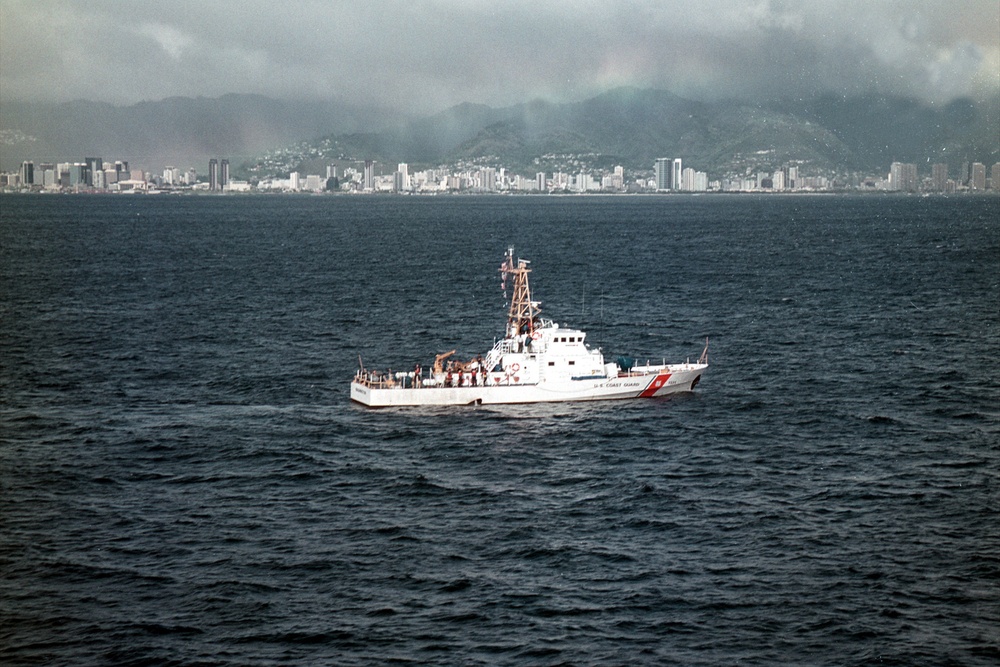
[5,153,998,196]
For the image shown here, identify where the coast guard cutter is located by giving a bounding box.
[351,249,707,407]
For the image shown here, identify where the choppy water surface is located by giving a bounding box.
[1,194,998,665]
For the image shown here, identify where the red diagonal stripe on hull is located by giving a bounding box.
[639,373,671,398]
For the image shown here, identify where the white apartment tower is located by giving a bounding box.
[397,163,410,191]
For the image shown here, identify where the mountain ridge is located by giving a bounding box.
[2,88,997,177]
[0,94,406,172]
[263,87,999,178]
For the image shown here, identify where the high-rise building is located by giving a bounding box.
[654,158,670,191]
[20,161,34,185]
[576,173,595,192]
[396,163,409,191]
[305,174,323,191]
[536,172,546,192]
[69,163,86,186]
[84,157,103,187]
[889,162,918,191]
[363,161,374,190]
[680,167,693,191]
[970,162,986,190]
[695,171,709,191]
[605,167,624,191]
[931,163,948,191]
[220,159,230,188]
[991,163,1000,191]
[787,166,799,189]
[209,159,219,191]
[39,163,55,187]
[654,158,682,190]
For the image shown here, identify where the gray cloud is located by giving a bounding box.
[1,0,997,113]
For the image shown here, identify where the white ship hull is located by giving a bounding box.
[351,363,705,407]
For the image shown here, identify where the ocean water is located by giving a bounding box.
[1,193,997,666]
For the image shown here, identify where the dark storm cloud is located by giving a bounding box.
[1,0,996,111]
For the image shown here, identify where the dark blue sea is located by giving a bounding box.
[1,193,998,666]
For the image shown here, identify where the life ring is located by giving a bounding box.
[530,331,541,341]
[511,363,520,372]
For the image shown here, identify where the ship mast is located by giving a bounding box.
[501,248,541,339]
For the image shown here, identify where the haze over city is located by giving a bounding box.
[2,0,997,113]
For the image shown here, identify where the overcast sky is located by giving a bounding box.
[2,0,997,113]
